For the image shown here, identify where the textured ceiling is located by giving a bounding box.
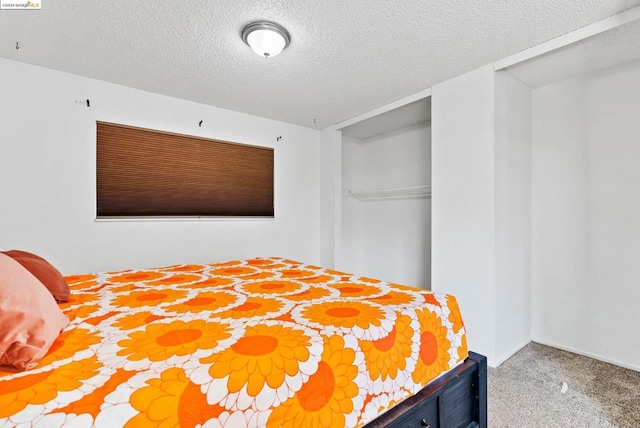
[1,0,640,129]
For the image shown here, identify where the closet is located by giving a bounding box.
[337,97,432,289]
[498,15,640,369]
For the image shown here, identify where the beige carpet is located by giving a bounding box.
[488,342,640,427]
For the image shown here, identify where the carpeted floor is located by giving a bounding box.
[488,342,640,427]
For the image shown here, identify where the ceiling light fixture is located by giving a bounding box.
[242,21,290,58]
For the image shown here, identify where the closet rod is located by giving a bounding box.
[343,185,431,200]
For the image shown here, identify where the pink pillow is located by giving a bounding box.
[0,253,69,371]
[2,250,70,302]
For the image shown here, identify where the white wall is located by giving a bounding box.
[339,136,363,274]
[494,71,532,364]
[358,124,431,287]
[0,58,321,274]
[531,78,590,354]
[432,65,497,361]
[339,123,431,288]
[532,60,640,370]
[319,127,341,268]
[432,65,533,366]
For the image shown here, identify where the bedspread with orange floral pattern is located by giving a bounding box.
[0,257,467,428]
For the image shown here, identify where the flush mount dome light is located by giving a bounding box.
[242,21,290,58]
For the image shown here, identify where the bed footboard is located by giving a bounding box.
[365,351,487,428]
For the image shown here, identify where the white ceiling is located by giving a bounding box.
[1,0,639,129]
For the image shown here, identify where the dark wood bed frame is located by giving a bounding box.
[365,352,487,428]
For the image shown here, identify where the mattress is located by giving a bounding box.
[0,257,468,428]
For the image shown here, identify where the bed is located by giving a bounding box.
[0,256,486,428]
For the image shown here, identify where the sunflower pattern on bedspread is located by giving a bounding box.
[0,257,468,428]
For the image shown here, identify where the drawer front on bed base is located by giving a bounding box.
[393,366,477,428]
[393,395,439,427]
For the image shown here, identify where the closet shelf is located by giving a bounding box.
[342,185,431,200]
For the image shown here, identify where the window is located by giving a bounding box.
[96,122,274,218]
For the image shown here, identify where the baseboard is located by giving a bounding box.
[489,338,532,368]
[532,338,640,372]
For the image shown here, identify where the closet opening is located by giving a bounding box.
[337,97,432,289]
[499,15,640,369]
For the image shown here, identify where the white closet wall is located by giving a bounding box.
[339,108,432,288]
[531,59,640,370]
[495,14,640,370]
[340,136,363,274]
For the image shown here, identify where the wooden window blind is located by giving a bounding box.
[96,122,274,218]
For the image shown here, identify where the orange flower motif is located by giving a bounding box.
[330,282,384,299]
[360,390,407,426]
[111,288,188,309]
[202,323,317,400]
[72,280,101,291]
[107,270,166,284]
[84,311,120,326]
[295,300,391,340]
[65,274,99,290]
[411,308,452,386]
[246,258,280,267]
[277,269,316,279]
[267,334,362,428]
[117,319,232,362]
[369,290,417,306]
[423,293,443,308]
[458,334,468,363]
[299,301,383,329]
[144,273,203,287]
[446,295,465,334]
[300,274,338,284]
[0,356,102,418]
[360,313,415,381]
[109,284,139,293]
[187,276,236,289]
[215,260,244,267]
[325,268,349,277]
[287,286,335,302]
[53,367,137,420]
[111,311,166,330]
[39,328,102,367]
[213,296,287,320]
[58,292,98,310]
[159,264,205,272]
[210,266,260,277]
[65,274,97,285]
[164,290,239,314]
[125,368,225,428]
[64,304,99,321]
[242,271,277,281]
[262,263,289,271]
[304,264,322,270]
[240,280,305,296]
[389,282,422,292]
